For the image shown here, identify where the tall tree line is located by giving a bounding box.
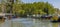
[12,2,56,17]
[0,0,57,17]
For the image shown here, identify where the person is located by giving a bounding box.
[0,16,6,22]
[2,16,6,22]
[8,16,12,20]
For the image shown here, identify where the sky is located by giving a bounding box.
[21,0,60,9]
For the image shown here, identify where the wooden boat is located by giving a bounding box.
[51,15,60,23]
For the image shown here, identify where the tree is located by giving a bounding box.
[5,1,56,17]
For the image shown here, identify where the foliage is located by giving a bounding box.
[15,2,56,16]
[0,1,57,17]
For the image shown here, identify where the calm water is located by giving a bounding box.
[0,18,60,27]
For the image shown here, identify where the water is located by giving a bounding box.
[0,18,60,27]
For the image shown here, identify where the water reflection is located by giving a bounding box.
[0,18,60,27]
[52,23,59,27]
[11,18,59,27]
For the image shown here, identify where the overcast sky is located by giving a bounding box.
[21,0,60,9]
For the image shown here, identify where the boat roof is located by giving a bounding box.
[0,13,13,16]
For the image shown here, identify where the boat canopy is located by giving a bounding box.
[0,13,13,16]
